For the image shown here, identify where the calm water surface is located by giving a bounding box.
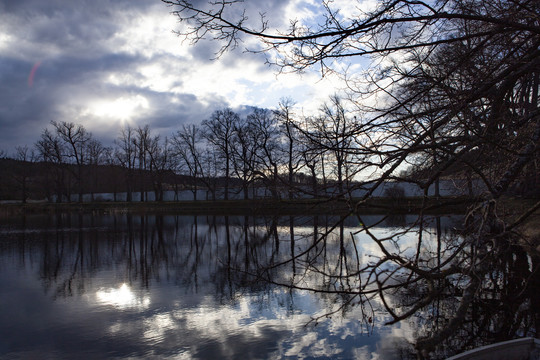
[0,213,461,359]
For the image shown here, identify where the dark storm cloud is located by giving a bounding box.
[1,0,147,55]
[0,59,59,150]
[0,0,220,152]
[0,0,142,150]
[0,51,145,151]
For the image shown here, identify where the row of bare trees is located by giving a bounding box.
[3,95,371,203]
[171,97,368,201]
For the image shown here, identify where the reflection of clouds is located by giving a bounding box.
[95,283,150,310]
[2,214,464,359]
[144,313,177,342]
[372,316,416,360]
[376,335,414,360]
[284,332,316,357]
[175,293,312,344]
[353,345,378,360]
[285,331,343,359]
[387,320,415,343]
[98,288,384,359]
[169,290,383,359]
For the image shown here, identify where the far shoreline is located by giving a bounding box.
[0,196,488,216]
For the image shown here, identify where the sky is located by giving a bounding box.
[0,0,361,154]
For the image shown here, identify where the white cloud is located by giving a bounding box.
[327,0,380,20]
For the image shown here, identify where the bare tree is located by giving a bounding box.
[144,134,175,202]
[51,121,93,202]
[12,145,36,203]
[134,125,152,202]
[162,0,539,196]
[200,150,220,200]
[202,108,239,200]
[115,126,137,202]
[100,146,121,201]
[172,124,205,200]
[163,0,540,73]
[274,99,303,200]
[231,114,259,200]
[248,107,282,199]
[35,128,67,202]
[84,139,108,201]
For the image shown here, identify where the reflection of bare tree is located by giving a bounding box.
[226,212,540,359]
[329,211,539,358]
[406,229,540,358]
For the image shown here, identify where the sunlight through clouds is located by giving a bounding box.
[91,95,149,122]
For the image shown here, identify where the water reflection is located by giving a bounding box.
[95,283,150,310]
[0,212,537,359]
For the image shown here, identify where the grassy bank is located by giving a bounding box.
[0,196,480,217]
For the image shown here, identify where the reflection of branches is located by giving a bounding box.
[7,211,539,359]
[232,210,538,358]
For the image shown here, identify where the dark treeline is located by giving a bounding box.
[0,98,365,202]
[0,97,435,202]
[2,93,538,203]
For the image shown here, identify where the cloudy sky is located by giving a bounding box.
[0,0,357,153]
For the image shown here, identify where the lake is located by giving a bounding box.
[0,212,537,359]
